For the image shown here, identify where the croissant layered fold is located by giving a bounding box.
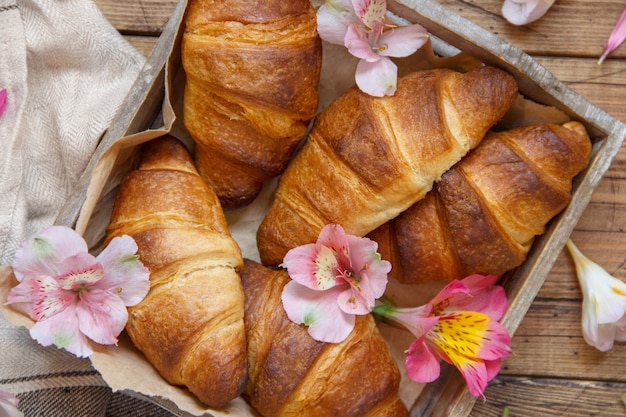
[105,136,248,408]
[369,121,592,284]
[182,0,323,208]
[257,66,519,266]
[240,259,409,417]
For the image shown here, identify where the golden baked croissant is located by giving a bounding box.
[368,121,592,284]
[240,259,408,417]
[105,136,247,408]
[257,66,519,266]
[181,0,322,208]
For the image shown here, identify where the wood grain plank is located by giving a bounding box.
[438,0,626,60]
[95,0,178,35]
[533,56,626,124]
[124,35,160,57]
[472,377,626,417]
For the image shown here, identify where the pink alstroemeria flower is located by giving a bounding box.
[0,389,23,417]
[565,239,626,351]
[598,6,626,64]
[317,0,428,96]
[281,223,391,343]
[374,274,512,398]
[6,225,150,358]
[502,0,555,26]
[0,89,7,117]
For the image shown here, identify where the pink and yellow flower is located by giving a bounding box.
[565,239,626,351]
[316,0,428,96]
[281,223,391,343]
[6,225,150,357]
[374,274,512,398]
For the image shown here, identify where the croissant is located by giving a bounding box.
[257,66,519,266]
[181,0,323,208]
[105,136,247,408]
[240,259,409,417]
[368,122,592,284]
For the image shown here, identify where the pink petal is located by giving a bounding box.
[0,89,6,118]
[485,358,502,382]
[599,6,626,64]
[430,279,472,306]
[281,280,355,343]
[96,235,150,306]
[476,320,512,360]
[345,23,381,62]
[351,0,386,29]
[7,275,73,321]
[346,235,390,299]
[454,358,489,398]
[384,307,438,340]
[12,226,88,282]
[316,0,358,45]
[77,290,128,345]
[56,252,103,290]
[317,224,352,266]
[377,24,429,58]
[448,275,508,321]
[502,0,555,26]
[282,243,342,291]
[337,283,373,315]
[355,56,397,97]
[29,304,94,357]
[405,337,441,383]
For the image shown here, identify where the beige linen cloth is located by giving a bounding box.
[0,0,174,415]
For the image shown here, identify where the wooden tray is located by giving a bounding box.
[56,0,626,416]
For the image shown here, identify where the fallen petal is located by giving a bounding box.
[354,57,397,96]
[502,0,555,26]
[598,6,626,64]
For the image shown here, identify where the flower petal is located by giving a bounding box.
[282,243,342,291]
[452,356,490,398]
[96,235,150,306]
[447,275,508,321]
[6,275,73,321]
[599,6,626,64]
[316,0,358,45]
[0,89,7,118]
[281,280,354,343]
[567,239,626,351]
[29,304,94,357]
[377,24,429,58]
[77,290,128,345]
[12,226,88,282]
[351,0,387,29]
[337,282,374,315]
[354,57,397,97]
[345,23,381,62]
[405,336,442,383]
[502,0,555,26]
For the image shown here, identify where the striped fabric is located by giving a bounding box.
[0,1,182,415]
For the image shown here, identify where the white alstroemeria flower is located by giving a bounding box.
[566,239,626,352]
[502,0,555,26]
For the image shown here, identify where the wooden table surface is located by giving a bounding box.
[96,1,626,415]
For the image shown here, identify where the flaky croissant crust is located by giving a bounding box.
[240,259,409,417]
[182,0,322,208]
[106,136,247,408]
[369,121,592,284]
[257,66,519,266]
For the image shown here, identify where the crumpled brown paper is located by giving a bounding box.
[0,2,572,416]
